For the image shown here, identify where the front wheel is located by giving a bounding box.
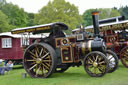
[83,51,109,77]
[106,50,118,73]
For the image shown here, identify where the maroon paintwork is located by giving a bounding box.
[0,35,39,61]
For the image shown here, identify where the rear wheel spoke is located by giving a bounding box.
[29,64,37,71]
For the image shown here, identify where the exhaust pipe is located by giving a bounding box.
[92,12,99,37]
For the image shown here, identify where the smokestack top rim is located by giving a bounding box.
[92,11,99,15]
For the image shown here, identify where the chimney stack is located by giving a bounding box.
[92,12,99,37]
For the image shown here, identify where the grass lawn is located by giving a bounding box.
[0,61,128,85]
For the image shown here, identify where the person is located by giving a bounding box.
[0,60,13,75]
[0,59,3,65]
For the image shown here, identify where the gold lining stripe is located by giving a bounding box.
[82,43,86,56]
[88,40,92,52]
[26,28,35,32]
[11,30,25,34]
[36,26,50,31]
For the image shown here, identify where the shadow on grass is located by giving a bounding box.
[51,71,92,79]
[13,65,24,69]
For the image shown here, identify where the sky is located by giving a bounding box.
[6,0,128,14]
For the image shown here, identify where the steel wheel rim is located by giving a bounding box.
[107,53,116,71]
[84,53,108,76]
[120,47,128,67]
[24,44,53,78]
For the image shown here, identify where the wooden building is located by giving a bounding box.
[0,32,48,64]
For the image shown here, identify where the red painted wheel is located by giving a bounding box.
[120,46,128,68]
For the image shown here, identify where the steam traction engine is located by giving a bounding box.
[11,12,113,78]
[86,15,128,68]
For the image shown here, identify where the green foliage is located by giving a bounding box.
[82,9,97,27]
[119,6,128,19]
[34,0,82,34]
[26,13,35,26]
[99,8,120,19]
[0,2,28,28]
[0,0,6,7]
[82,8,120,27]
[0,10,11,33]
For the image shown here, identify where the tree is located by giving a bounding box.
[82,9,97,27]
[119,6,128,19]
[0,2,28,28]
[0,10,11,33]
[0,0,6,7]
[82,8,120,27]
[34,0,82,33]
[26,13,35,26]
[98,8,120,19]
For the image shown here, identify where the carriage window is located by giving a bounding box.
[2,38,12,48]
[20,37,29,46]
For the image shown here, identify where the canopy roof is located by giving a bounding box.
[11,22,68,34]
[85,20,128,32]
[0,32,46,38]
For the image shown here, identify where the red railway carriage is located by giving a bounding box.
[0,32,43,64]
[85,16,128,68]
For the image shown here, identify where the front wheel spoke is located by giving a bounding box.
[108,56,113,61]
[98,61,105,65]
[29,64,37,71]
[87,64,93,68]
[93,67,97,74]
[98,65,106,72]
[97,57,102,62]
[109,63,115,66]
[95,55,98,62]
[88,57,94,63]
[97,66,105,73]
[88,61,93,64]
[92,55,96,61]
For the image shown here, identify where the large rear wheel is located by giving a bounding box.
[23,43,57,78]
[84,51,109,77]
[120,46,128,68]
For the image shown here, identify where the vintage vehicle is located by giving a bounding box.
[86,15,128,68]
[11,12,117,78]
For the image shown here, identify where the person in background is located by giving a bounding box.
[0,60,13,75]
